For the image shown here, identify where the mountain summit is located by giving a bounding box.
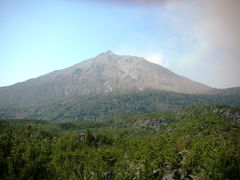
[59,50,211,95]
[0,51,212,105]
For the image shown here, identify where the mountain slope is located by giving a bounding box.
[1,90,240,120]
[1,51,240,120]
[0,51,212,106]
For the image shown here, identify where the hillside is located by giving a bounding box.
[0,105,239,179]
[0,51,211,106]
[1,89,240,120]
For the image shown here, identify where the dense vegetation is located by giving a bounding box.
[0,105,239,179]
[1,90,240,120]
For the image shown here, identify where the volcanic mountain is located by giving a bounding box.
[0,51,212,104]
[1,51,240,120]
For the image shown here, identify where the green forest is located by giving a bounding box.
[0,105,239,180]
[1,90,240,121]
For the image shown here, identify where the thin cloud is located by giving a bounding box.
[154,0,240,88]
[194,0,240,88]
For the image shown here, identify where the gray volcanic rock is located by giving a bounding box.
[60,50,211,95]
[0,51,212,106]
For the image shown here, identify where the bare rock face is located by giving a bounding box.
[65,50,211,95]
[38,50,212,96]
[0,51,212,105]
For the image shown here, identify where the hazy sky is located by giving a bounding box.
[0,0,240,88]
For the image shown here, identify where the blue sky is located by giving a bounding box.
[1,0,240,88]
